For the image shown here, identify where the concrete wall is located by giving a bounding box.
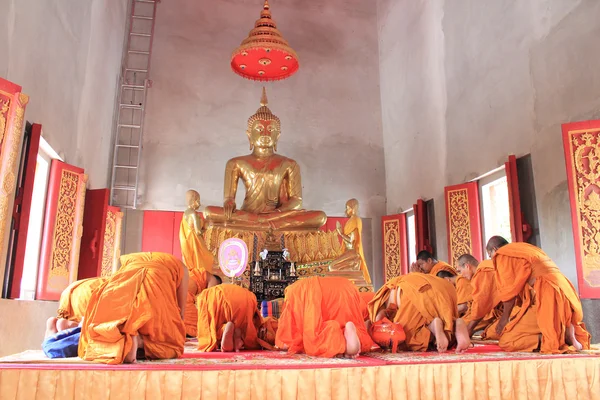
[137,0,387,287]
[378,0,600,337]
[0,0,128,356]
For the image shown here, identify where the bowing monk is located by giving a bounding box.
[184,268,222,337]
[79,252,188,364]
[410,250,455,276]
[276,276,374,358]
[456,254,503,339]
[45,277,106,337]
[196,284,263,352]
[488,236,591,353]
[435,270,471,316]
[368,273,470,353]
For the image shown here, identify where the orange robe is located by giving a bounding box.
[179,213,214,273]
[79,252,186,364]
[494,243,591,353]
[461,260,502,339]
[344,215,371,284]
[455,276,472,305]
[196,284,260,352]
[57,277,106,323]
[430,261,457,276]
[276,277,374,357]
[184,268,208,337]
[368,273,457,351]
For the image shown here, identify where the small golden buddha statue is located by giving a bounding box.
[180,189,216,272]
[204,88,327,231]
[328,199,372,284]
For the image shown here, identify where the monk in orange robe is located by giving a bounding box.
[368,273,470,353]
[456,254,503,339]
[488,236,591,353]
[410,250,455,276]
[184,268,222,337]
[79,252,188,364]
[196,284,262,352]
[435,269,470,317]
[44,277,106,337]
[276,276,374,358]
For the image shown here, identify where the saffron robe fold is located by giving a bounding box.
[455,276,473,305]
[493,242,590,353]
[79,252,186,364]
[344,215,372,284]
[430,261,457,276]
[196,284,261,352]
[368,273,457,351]
[184,268,208,337]
[276,276,374,357]
[179,214,214,273]
[57,277,106,322]
[461,260,503,339]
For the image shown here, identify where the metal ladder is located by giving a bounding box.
[110,0,158,209]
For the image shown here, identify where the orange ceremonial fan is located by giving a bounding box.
[231,0,299,81]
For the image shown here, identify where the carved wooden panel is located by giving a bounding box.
[562,120,600,298]
[444,182,483,267]
[382,213,408,280]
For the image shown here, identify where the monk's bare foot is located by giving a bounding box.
[233,328,244,352]
[45,317,58,338]
[344,321,360,358]
[124,336,139,364]
[429,318,449,353]
[566,324,583,351]
[56,318,78,332]
[221,322,235,352]
[455,319,471,354]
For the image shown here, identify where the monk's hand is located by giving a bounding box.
[224,199,236,220]
[409,262,422,273]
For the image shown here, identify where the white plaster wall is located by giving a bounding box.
[0,0,127,356]
[139,0,387,286]
[0,0,128,188]
[379,0,600,285]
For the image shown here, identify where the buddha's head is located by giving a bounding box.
[247,87,281,152]
[185,190,201,210]
[345,198,359,217]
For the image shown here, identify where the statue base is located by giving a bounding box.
[203,226,371,292]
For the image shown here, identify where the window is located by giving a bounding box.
[406,210,416,265]
[18,137,61,299]
[479,170,511,258]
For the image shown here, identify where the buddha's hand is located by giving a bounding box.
[224,199,236,220]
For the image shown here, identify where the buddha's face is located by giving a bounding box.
[248,119,280,149]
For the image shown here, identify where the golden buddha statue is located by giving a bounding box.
[180,189,216,273]
[204,88,327,231]
[328,199,372,284]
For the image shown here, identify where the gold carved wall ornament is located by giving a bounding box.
[447,189,473,266]
[383,219,401,279]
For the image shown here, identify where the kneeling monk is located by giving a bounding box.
[368,273,470,353]
[196,284,262,352]
[276,276,374,358]
[45,277,106,337]
[79,252,188,364]
[488,236,590,353]
[185,268,222,337]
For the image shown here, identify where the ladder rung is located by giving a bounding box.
[116,144,140,148]
[125,68,148,73]
[114,165,138,169]
[118,124,141,129]
[133,15,154,20]
[120,104,143,109]
[130,32,151,37]
[128,50,150,55]
[113,186,137,191]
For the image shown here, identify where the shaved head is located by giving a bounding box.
[457,254,479,268]
[436,270,455,279]
[486,236,509,253]
[417,250,435,262]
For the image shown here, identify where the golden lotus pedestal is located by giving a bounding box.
[203,226,372,292]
